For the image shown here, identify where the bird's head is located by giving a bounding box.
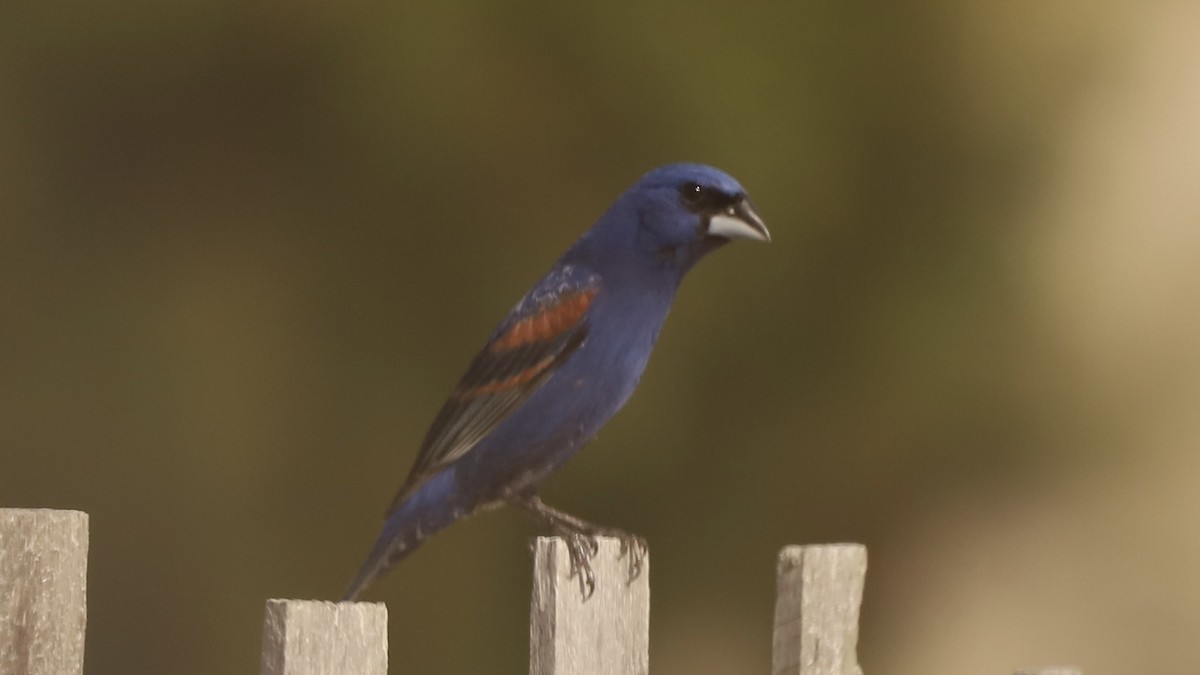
[636,162,769,242]
[567,163,769,283]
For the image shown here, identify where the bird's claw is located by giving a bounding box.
[558,531,648,598]
[561,531,598,599]
[518,494,645,600]
[617,533,648,582]
[593,529,646,583]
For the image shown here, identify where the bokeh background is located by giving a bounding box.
[4,2,1199,673]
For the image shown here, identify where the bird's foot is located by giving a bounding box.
[559,530,599,599]
[591,527,648,583]
[554,529,645,598]
[510,493,645,598]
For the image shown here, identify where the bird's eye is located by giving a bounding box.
[680,182,706,207]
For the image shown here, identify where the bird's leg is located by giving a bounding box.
[513,494,599,598]
[510,493,647,599]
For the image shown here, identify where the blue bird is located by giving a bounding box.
[342,163,768,600]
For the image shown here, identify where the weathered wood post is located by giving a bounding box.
[529,536,650,675]
[773,544,867,675]
[0,508,89,675]
[260,600,388,675]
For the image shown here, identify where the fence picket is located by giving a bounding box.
[772,544,867,675]
[260,599,387,675]
[529,536,650,675]
[0,509,89,675]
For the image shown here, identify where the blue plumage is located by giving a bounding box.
[343,163,768,600]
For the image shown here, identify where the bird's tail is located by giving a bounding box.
[341,565,379,602]
[341,515,419,601]
[341,470,462,601]
[342,547,402,601]
[341,501,429,601]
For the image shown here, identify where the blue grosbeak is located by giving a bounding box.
[343,163,768,600]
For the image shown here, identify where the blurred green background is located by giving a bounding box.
[4,2,1200,673]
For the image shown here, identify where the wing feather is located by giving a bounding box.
[386,275,599,514]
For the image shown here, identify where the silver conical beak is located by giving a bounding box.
[707,198,770,242]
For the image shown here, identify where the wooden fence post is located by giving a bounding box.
[0,508,89,675]
[260,600,387,675]
[529,536,650,675]
[773,544,867,675]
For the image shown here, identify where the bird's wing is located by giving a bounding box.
[386,269,601,514]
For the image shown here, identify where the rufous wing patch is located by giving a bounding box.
[454,354,559,398]
[490,288,597,352]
